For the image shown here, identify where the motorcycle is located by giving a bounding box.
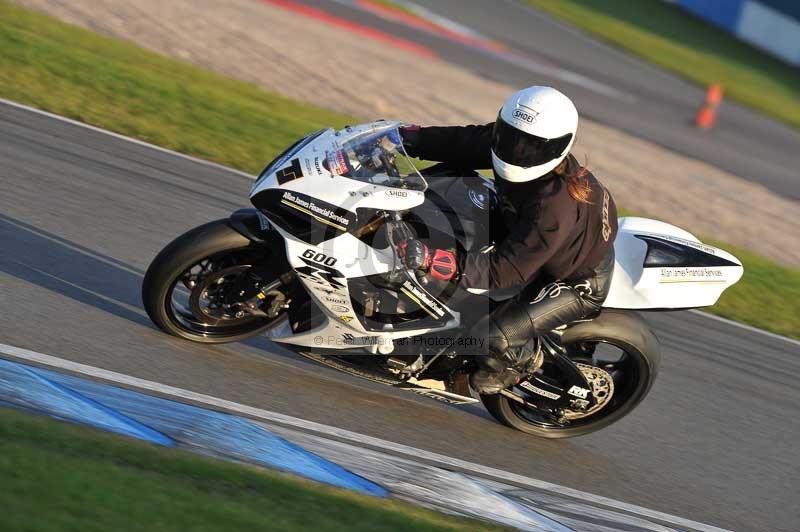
[142,121,744,438]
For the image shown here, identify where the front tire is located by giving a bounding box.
[481,310,660,438]
[142,220,282,344]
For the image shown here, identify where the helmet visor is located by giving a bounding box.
[492,115,572,168]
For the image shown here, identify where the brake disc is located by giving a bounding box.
[189,265,251,324]
[563,363,614,420]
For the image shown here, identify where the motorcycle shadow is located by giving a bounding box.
[242,334,497,422]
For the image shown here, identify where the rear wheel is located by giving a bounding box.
[142,220,287,343]
[480,310,660,438]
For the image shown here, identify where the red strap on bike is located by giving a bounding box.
[429,249,456,281]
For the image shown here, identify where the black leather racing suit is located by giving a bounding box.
[404,124,619,374]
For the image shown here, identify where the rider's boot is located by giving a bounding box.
[466,304,539,394]
[470,343,536,394]
[470,367,522,395]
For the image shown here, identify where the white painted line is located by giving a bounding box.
[330,0,486,39]
[0,342,728,532]
[0,98,256,180]
[1,216,144,277]
[1,98,795,347]
[332,0,632,101]
[486,49,634,102]
[498,0,686,87]
[404,1,488,38]
[688,309,800,347]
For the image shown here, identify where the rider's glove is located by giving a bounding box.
[398,239,457,282]
[399,124,421,157]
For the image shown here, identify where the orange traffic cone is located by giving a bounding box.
[695,84,724,129]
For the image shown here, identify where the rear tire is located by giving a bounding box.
[142,220,279,344]
[481,310,660,438]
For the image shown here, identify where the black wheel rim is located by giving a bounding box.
[509,339,647,430]
[164,248,284,338]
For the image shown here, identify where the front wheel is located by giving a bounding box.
[142,220,287,344]
[480,310,660,438]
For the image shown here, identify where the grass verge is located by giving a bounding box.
[0,407,505,532]
[0,1,796,338]
[524,0,800,130]
[0,1,350,174]
[706,241,799,338]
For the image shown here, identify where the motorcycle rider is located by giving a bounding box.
[398,86,618,394]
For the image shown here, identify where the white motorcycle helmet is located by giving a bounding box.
[491,86,578,183]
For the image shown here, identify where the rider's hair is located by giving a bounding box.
[555,156,593,204]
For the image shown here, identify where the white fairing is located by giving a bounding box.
[265,228,461,348]
[250,123,425,212]
[604,217,743,309]
[250,122,460,348]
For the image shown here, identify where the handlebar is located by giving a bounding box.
[385,212,428,285]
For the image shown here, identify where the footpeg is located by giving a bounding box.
[386,357,408,372]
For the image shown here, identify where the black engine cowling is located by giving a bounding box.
[408,167,503,253]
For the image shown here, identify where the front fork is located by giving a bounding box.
[224,208,295,318]
[222,268,295,319]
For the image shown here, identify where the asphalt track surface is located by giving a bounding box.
[1,101,799,531]
[307,0,800,200]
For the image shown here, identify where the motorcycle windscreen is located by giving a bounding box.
[326,124,427,191]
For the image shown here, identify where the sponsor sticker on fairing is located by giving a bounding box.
[650,233,717,255]
[275,158,303,185]
[303,157,323,176]
[322,295,349,306]
[325,149,349,176]
[400,280,446,318]
[659,267,725,283]
[280,191,351,229]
